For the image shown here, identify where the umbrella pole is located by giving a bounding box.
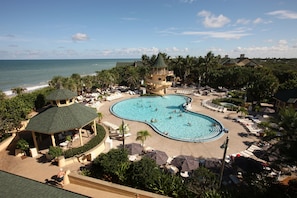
[219,136,229,188]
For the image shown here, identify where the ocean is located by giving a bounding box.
[0,59,138,96]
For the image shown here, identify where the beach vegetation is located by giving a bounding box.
[0,90,6,100]
[11,87,27,95]
[0,87,52,140]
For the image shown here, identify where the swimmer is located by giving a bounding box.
[188,122,191,126]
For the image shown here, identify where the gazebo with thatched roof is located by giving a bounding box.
[26,88,98,151]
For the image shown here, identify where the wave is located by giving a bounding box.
[4,84,49,96]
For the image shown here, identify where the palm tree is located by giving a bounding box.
[11,87,26,95]
[201,51,219,85]
[49,75,64,88]
[237,106,248,117]
[119,120,129,148]
[97,112,103,123]
[125,66,140,89]
[278,106,297,140]
[136,130,151,146]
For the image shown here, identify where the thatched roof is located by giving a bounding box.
[26,103,97,134]
[152,53,167,68]
[0,171,88,198]
[274,88,297,104]
[46,88,77,101]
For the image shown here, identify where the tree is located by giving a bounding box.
[127,156,161,190]
[136,130,151,146]
[247,68,279,102]
[186,167,219,197]
[48,76,64,88]
[119,120,129,148]
[97,112,103,123]
[201,51,219,85]
[278,106,297,140]
[237,106,248,117]
[150,172,189,197]
[11,87,26,95]
[92,148,130,183]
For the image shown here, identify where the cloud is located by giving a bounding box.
[266,10,297,19]
[236,18,250,25]
[198,10,230,28]
[182,29,251,39]
[180,0,195,3]
[228,39,296,58]
[72,33,89,41]
[253,17,264,24]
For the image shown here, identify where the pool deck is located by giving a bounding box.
[101,88,260,159]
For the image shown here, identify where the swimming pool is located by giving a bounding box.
[110,95,224,142]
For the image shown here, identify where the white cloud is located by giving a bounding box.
[180,0,195,3]
[228,39,296,58]
[267,10,297,19]
[198,10,230,28]
[72,33,89,41]
[253,17,263,24]
[236,18,250,25]
[182,29,251,39]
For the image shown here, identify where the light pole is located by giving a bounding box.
[219,136,229,188]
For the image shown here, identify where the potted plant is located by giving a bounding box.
[15,138,29,156]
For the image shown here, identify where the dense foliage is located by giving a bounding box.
[0,87,53,140]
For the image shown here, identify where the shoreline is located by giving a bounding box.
[3,84,50,96]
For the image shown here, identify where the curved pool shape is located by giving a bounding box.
[110,95,224,142]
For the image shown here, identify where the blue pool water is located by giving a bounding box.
[111,95,224,142]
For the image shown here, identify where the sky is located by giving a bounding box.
[1,0,297,59]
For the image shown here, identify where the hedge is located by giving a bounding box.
[63,124,106,158]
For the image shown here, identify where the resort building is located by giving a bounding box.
[145,53,174,96]
[273,88,297,111]
[221,54,261,67]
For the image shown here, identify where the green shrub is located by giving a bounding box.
[16,138,29,152]
[48,146,63,158]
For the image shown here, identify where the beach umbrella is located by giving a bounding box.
[145,150,168,165]
[233,156,263,174]
[261,107,275,114]
[171,155,199,172]
[124,143,143,155]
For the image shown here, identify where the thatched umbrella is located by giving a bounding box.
[145,150,168,165]
[171,155,199,172]
[124,143,143,155]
